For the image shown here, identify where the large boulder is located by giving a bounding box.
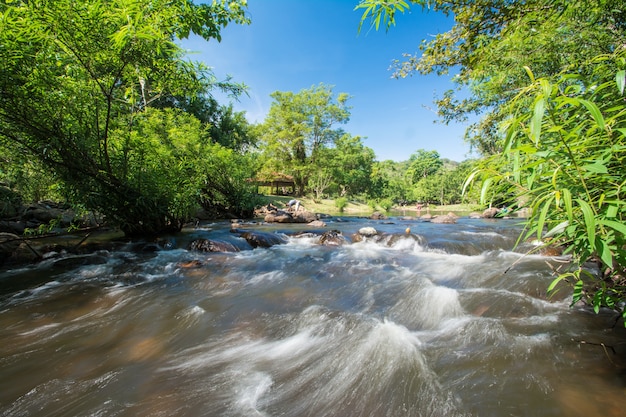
[0,232,21,264]
[0,220,26,234]
[292,211,318,223]
[482,207,500,218]
[264,210,294,223]
[239,231,288,248]
[264,209,318,224]
[370,211,387,220]
[431,215,457,224]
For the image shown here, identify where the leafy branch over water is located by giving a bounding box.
[471,52,626,323]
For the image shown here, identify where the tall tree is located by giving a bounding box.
[405,149,443,182]
[256,84,351,195]
[0,0,249,235]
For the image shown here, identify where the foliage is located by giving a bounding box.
[198,142,263,218]
[469,51,626,322]
[406,150,443,182]
[335,197,348,212]
[368,159,410,202]
[256,84,357,195]
[367,151,473,205]
[0,0,250,235]
[154,95,255,152]
[356,0,626,155]
[378,198,394,212]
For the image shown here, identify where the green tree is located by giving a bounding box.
[326,134,375,197]
[406,149,443,182]
[357,0,626,155]
[154,95,255,152]
[413,160,475,205]
[368,159,411,203]
[0,0,249,235]
[256,84,351,195]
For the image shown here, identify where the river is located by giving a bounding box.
[1,216,625,416]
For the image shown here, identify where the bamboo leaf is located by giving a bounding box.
[480,177,493,205]
[598,219,626,236]
[530,97,545,144]
[562,189,573,221]
[572,279,584,306]
[577,199,596,251]
[596,237,613,269]
[579,99,606,131]
[536,194,554,240]
[593,290,602,314]
[544,220,568,238]
[617,69,625,95]
[582,161,608,174]
[523,66,535,82]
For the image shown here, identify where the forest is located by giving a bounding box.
[1,0,626,318]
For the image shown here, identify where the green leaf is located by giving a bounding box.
[547,272,573,295]
[562,188,573,221]
[617,70,625,95]
[582,161,608,174]
[606,205,618,218]
[544,220,568,238]
[523,66,535,82]
[593,290,602,314]
[480,177,493,205]
[536,194,554,240]
[577,199,596,251]
[596,237,613,268]
[571,279,584,306]
[598,219,626,236]
[579,99,606,131]
[530,97,545,144]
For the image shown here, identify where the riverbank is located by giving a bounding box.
[258,195,483,216]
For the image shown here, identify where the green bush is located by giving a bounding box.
[335,197,348,212]
[378,198,393,212]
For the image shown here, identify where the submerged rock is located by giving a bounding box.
[318,230,348,246]
[370,211,387,220]
[189,239,241,253]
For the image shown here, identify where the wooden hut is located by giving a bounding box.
[252,173,295,195]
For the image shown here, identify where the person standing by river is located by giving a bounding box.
[286,199,301,212]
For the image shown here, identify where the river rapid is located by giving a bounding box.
[1,216,625,417]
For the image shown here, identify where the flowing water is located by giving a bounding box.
[1,216,625,417]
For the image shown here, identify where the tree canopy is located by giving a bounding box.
[255,84,355,196]
[0,0,254,235]
[357,0,626,155]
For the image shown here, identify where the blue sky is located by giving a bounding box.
[182,0,476,162]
